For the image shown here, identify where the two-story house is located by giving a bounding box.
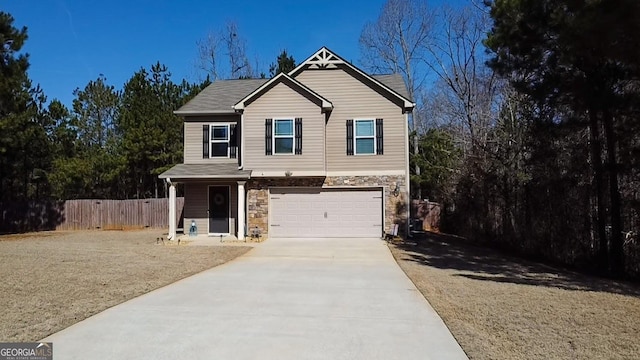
[159,47,414,241]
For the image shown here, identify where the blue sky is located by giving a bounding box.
[5,0,459,107]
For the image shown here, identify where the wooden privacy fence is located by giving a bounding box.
[58,198,184,230]
[411,200,441,232]
[0,198,184,233]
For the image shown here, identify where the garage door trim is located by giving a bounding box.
[267,186,386,237]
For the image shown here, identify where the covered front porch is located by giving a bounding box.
[159,163,251,242]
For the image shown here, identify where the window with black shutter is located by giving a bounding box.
[229,123,237,159]
[375,118,383,155]
[294,118,302,155]
[203,123,237,158]
[265,119,273,155]
[346,119,354,156]
[202,124,209,158]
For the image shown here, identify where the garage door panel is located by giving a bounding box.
[269,188,382,238]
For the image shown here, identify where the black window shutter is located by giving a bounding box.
[346,119,354,156]
[295,118,302,155]
[376,118,384,155]
[229,124,237,159]
[202,124,209,158]
[265,119,272,155]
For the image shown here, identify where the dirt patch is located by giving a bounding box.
[0,230,251,342]
[390,232,640,360]
[0,232,59,241]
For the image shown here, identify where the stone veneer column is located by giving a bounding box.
[237,181,246,240]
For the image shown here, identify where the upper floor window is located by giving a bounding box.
[211,125,229,157]
[265,118,302,155]
[203,123,237,159]
[274,119,294,154]
[346,118,383,156]
[355,120,375,155]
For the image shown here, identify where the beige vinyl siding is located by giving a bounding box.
[295,67,407,172]
[183,115,241,165]
[243,82,325,172]
[184,182,238,234]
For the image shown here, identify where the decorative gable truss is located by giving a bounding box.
[289,46,416,113]
[304,47,343,69]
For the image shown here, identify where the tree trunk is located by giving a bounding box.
[603,106,624,277]
[413,133,421,199]
[23,155,29,200]
[0,157,4,202]
[588,109,608,272]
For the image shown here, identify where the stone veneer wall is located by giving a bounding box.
[246,176,407,239]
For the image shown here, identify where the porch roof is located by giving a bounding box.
[158,163,251,180]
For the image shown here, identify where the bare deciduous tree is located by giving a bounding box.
[224,22,253,79]
[421,5,501,159]
[194,21,258,80]
[195,31,222,81]
[360,0,434,102]
[359,0,436,198]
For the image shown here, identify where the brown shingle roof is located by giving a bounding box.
[175,79,268,115]
[174,74,411,116]
[158,163,251,180]
[373,74,411,100]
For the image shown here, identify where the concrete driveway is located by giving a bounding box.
[44,238,468,359]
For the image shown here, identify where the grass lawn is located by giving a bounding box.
[390,232,640,360]
[0,230,251,342]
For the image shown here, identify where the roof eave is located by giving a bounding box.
[322,100,333,112]
[404,101,416,111]
[158,173,251,180]
[173,109,237,116]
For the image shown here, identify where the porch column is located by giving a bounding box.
[168,178,176,240]
[237,181,246,240]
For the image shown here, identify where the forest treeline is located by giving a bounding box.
[0,12,208,202]
[361,0,639,278]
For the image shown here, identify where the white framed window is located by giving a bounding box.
[273,119,294,154]
[354,119,375,155]
[210,124,230,157]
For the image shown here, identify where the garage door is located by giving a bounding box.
[269,188,383,238]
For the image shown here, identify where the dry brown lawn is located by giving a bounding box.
[390,232,640,360]
[0,230,251,342]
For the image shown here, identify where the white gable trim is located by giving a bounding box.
[289,46,415,111]
[233,72,333,112]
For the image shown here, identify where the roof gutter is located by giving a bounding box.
[173,110,238,116]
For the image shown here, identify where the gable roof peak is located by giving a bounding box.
[289,46,415,111]
[233,72,333,112]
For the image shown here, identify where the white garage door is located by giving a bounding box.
[269,188,383,238]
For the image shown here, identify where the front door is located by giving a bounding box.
[208,186,229,234]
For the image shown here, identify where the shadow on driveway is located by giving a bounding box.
[395,231,640,297]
